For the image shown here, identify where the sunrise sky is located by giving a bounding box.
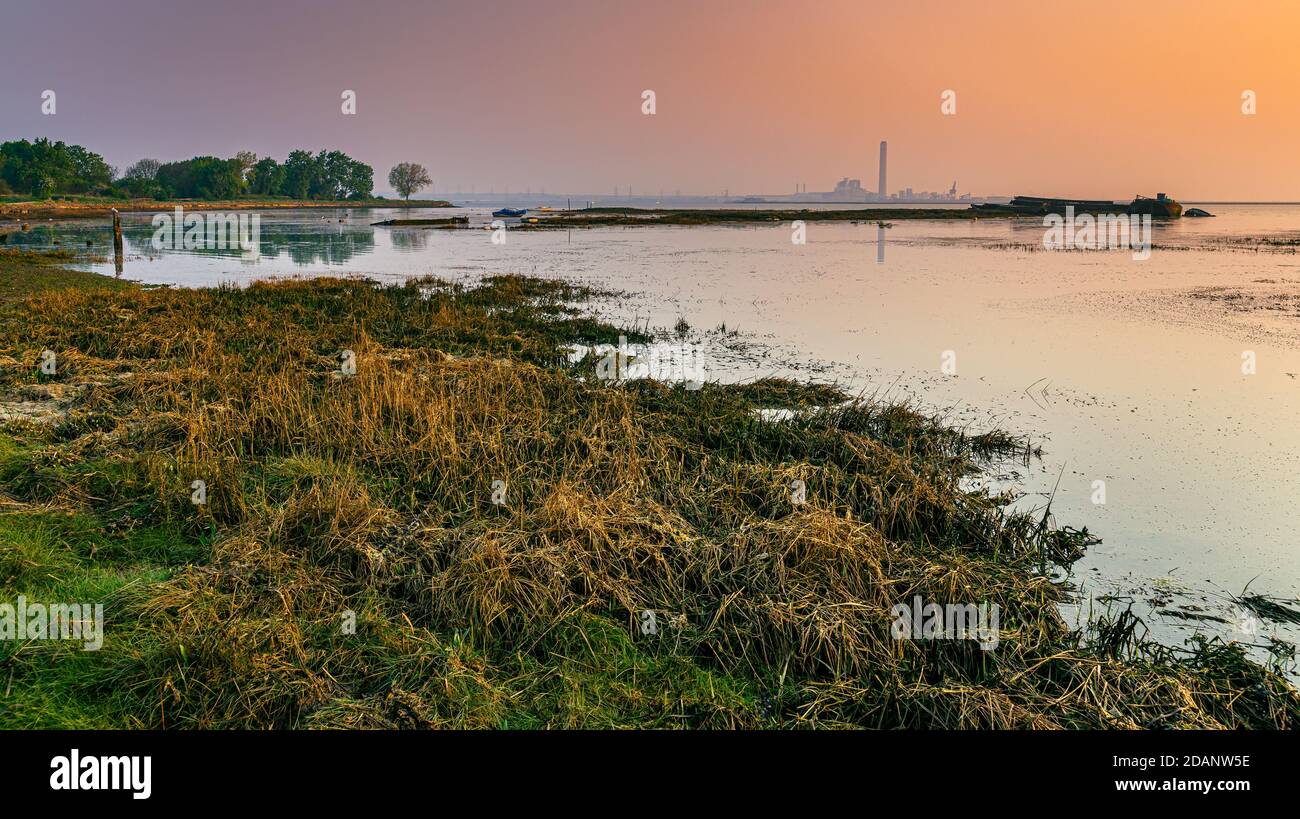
[3,0,1299,199]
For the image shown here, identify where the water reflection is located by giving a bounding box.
[387,228,431,252]
[113,220,377,267]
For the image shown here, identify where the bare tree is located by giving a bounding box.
[124,158,162,181]
[388,162,431,201]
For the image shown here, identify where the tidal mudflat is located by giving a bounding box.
[8,204,1300,677]
[0,245,1295,728]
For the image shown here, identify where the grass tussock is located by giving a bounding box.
[0,269,1295,729]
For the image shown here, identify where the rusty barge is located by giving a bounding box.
[973,193,1183,218]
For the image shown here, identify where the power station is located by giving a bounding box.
[878,141,887,202]
[762,139,977,203]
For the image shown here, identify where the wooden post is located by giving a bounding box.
[112,208,124,275]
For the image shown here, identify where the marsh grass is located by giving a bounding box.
[0,263,1294,729]
[0,249,134,301]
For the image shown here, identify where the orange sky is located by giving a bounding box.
[576,0,1300,199]
[5,0,1299,199]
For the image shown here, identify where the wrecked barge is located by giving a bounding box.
[973,193,1184,218]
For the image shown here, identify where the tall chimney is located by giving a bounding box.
[878,141,888,199]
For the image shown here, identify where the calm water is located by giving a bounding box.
[11,204,1300,663]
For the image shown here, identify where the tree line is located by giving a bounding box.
[0,139,384,201]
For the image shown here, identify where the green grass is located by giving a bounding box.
[0,505,201,728]
[0,250,133,302]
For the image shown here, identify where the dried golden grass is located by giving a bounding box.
[0,275,1294,729]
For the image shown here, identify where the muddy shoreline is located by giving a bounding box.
[518,206,1034,228]
[0,198,455,222]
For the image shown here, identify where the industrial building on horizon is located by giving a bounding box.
[447,140,1003,206]
[742,140,985,204]
[879,140,887,201]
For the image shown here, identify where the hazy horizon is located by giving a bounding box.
[4,0,1299,200]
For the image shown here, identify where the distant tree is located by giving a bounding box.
[154,160,192,198]
[388,163,431,201]
[307,150,373,200]
[193,157,243,199]
[281,150,316,199]
[114,175,164,199]
[234,150,257,174]
[64,143,112,192]
[248,157,284,196]
[311,150,348,199]
[234,151,258,191]
[343,158,374,199]
[269,149,372,200]
[125,158,161,181]
[1,141,371,202]
[155,156,242,199]
[29,171,54,198]
[0,138,112,196]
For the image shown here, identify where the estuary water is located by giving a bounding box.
[10,204,1300,663]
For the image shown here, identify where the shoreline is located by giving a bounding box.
[0,197,455,222]
[522,206,1036,227]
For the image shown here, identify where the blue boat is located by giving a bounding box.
[492,208,527,218]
